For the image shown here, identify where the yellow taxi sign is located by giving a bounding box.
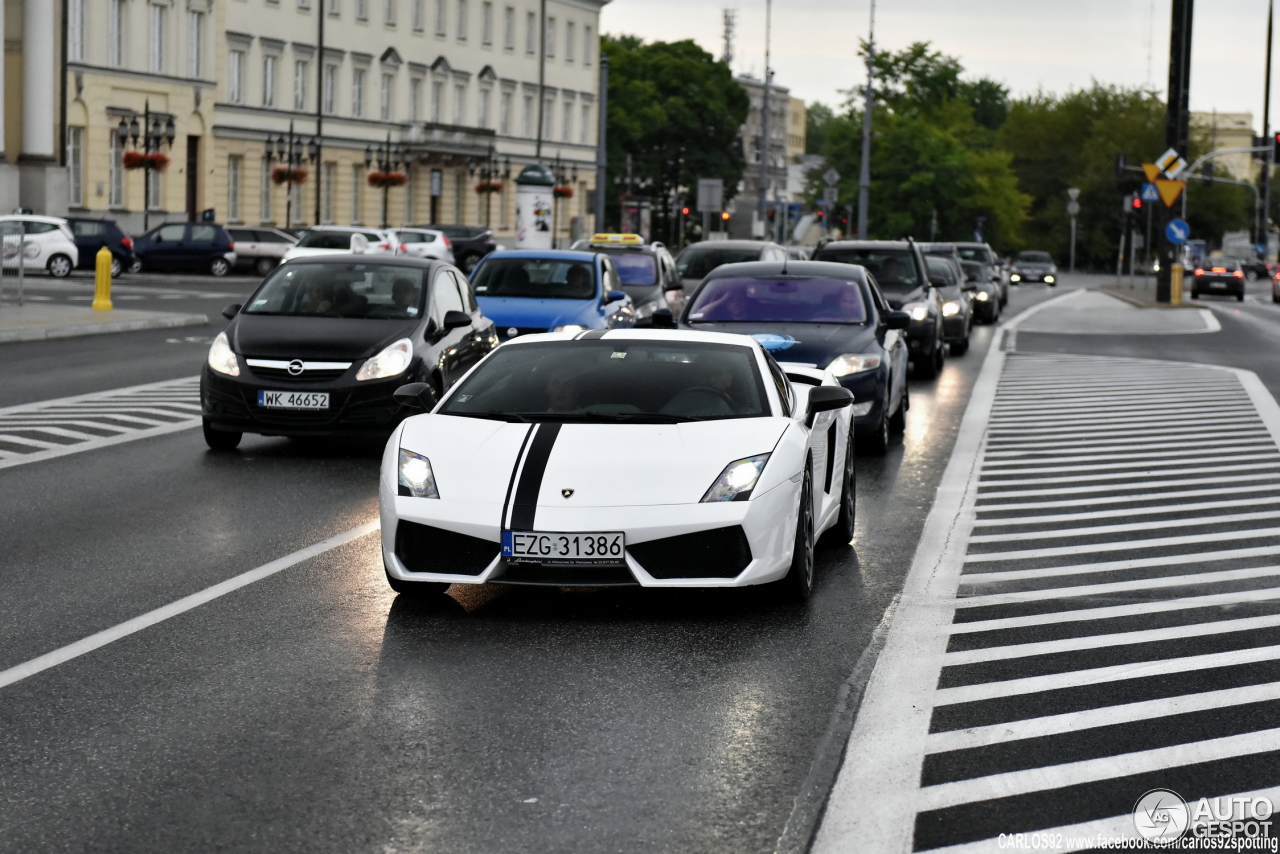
[590,233,643,245]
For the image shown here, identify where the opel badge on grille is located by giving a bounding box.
[561,488,574,499]
[287,359,305,376]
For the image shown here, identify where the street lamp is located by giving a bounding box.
[115,100,176,232]
[265,120,317,228]
[468,145,511,228]
[365,133,408,229]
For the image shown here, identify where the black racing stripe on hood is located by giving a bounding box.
[508,422,562,531]
[500,424,536,530]
[580,329,609,340]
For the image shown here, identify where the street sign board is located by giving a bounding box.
[696,179,724,213]
[1258,243,1269,256]
[822,168,841,187]
[823,185,839,204]
[1067,187,1081,201]
[1165,218,1190,244]
[1165,157,1188,179]
[1141,183,1160,202]
[1066,201,1080,216]
[1156,148,1180,172]
[1141,163,1161,182]
[1156,179,1186,207]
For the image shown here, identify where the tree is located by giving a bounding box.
[602,36,749,237]
[805,102,834,155]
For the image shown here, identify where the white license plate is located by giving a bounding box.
[1210,282,1227,288]
[502,531,625,565]
[258,390,330,409]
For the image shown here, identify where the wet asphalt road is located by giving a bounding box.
[0,279,1063,853]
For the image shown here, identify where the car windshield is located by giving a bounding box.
[600,251,658,285]
[814,248,920,289]
[440,340,769,422]
[687,277,868,324]
[1018,251,1053,263]
[472,257,597,300]
[675,246,763,280]
[961,261,985,280]
[926,258,958,285]
[295,231,358,250]
[242,263,425,319]
[957,246,994,264]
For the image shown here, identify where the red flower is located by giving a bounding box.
[272,167,309,186]
[474,181,503,194]
[367,171,408,188]
[553,185,574,199]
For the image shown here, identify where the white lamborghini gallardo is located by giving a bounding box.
[379,329,856,600]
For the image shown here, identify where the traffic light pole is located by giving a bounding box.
[1157,0,1194,304]
[1261,0,1274,260]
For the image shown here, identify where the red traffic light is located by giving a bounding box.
[720,211,730,221]
[681,206,690,216]
[1132,197,1143,210]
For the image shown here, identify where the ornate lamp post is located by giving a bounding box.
[468,145,511,229]
[365,134,409,229]
[550,155,578,248]
[115,101,176,232]
[265,121,317,228]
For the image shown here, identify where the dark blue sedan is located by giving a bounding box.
[470,250,636,340]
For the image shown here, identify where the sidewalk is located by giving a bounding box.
[0,301,207,344]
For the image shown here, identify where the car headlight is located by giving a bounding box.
[1010,274,1022,282]
[398,448,440,499]
[1044,275,1055,283]
[942,301,961,317]
[827,354,881,376]
[206,331,240,376]
[903,302,929,322]
[701,453,770,503]
[553,324,587,333]
[356,337,413,381]
[975,290,990,301]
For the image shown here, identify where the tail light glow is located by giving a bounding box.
[121,236,134,250]
[1195,268,1205,276]
[1234,270,1245,278]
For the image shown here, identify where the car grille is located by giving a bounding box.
[491,564,638,586]
[247,365,350,381]
[395,521,498,577]
[628,526,753,579]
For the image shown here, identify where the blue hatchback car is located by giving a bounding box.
[470,250,636,340]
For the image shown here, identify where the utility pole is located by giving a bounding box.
[1157,0,1193,303]
[857,0,876,240]
[1261,0,1274,262]
[536,0,546,160]
[757,0,772,239]
[314,5,325,225]
[594,55,609,232]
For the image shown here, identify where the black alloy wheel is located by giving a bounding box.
[210,257,231,277]
[1238,291,1245,303]
[951,335,969,356]
[127,258,143,274]
[384,564,451,597]
[461,253,482,273]
[781,465,815,600]
[255,257,276,277]
[110,256,123,278]
[889,383,908,433]
[913,340,943,380]
[202,418,242,450]
[820,435,856,548]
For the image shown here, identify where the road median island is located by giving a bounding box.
[0,302,207,344]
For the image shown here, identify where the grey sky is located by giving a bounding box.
[600,1,1277,130]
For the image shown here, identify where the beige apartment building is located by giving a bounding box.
[59,0,606,239]
[1189,111,1258,182]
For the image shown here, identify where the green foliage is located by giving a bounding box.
[602,36,748,235]
[805,102,834,155]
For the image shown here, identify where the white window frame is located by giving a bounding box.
[356,0,369,20]
[294,60,309,111]
[565,20,575,62]
[147,167,163,211]
[228,50,245,104]
[478,88,491,129]
[189,11,205,77]
[545,16,555,57]
[435,0,446,35]
[228,155,243,222]
[580,103,591,145]
[583,25,592,65]
[385,0,397,25]
[109,0,126,68]
[67,126,84,207]
[410,77,423,122]
[562,100,572,142]
[149,4,166,74]
[260,156,273,223]
[352,67,366,117]
[525,11,535,53]
[381,72,394,121]
[412,0,424,30]
[324,64,338,113]
[456,0,467,40]
[322,162,337,223]
[453,82,465,125]
[68,0,85,63]
[262,55,278,108]
[109,130,125,208]
[481,1,492,45]
[499,91,511,135]
[503,5,514,50]
[431,80,443,123]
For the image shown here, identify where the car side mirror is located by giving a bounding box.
[651,307,675,328]
[393,382,437,411]
[882,310,911,330]
[442,309,472,330]
[222,303,241,320]
[805,386,854,427]
[605,290,627,303]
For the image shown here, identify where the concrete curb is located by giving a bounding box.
[1095,286,1201,309]
[0,313,209,344]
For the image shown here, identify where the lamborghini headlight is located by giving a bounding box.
[701,453,769,503]
[398,448,440,498]
[206,331,239,376]
[903,301,929,321]
[942,301,961,317]
[827,354,881,376]
[356,338,413,381]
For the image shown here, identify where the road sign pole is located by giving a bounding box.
[1158,0,1194,303]
[1070,217,1077,273]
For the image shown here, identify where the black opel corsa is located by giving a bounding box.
[201,255,497,449]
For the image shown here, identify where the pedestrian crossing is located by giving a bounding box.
[815,352,1280,853]
[0,376,202,471]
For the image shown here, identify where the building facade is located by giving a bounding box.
[1189,111,1257,182]
[730,75,806,240]
[59,0,607,239]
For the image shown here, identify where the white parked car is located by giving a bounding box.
[0,215,79,278]
[226,227,299,276]
[393,228,455,264]
[281,226,398,262]
[380,329,856,601]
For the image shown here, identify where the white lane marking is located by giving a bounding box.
[975,483,1280,512]
[944,612,1280,666]
[985,433,1271,453]
[950,587,1280,634]
[0,434,60,450]
[990,397,1252,416]
[983,445,1273,466]
[933,645,1280,707]
[987,417,1265,437]
[0,521,380,691]
[972,496,1280,526]
[987,407,1259,427]
[956,565,1280,609]
[980,453,1279,477]
[962,545,1280,583]
[991,389,1248,407]
[918,728,1280,814]
[975,472,1280,499]
[969,509,1280,543]
[965,528,1280,565]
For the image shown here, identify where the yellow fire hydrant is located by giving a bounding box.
[92,245,113,311]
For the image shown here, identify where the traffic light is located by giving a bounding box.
[816,209,825,224]
[1273,132,1280,160]
[720,211,730,221]
[1122,193,1135,215]
[766,208,776,225]
[1132,196,1143,211]
[681,206,690,216]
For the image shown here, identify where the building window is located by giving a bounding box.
[478,89,491,129]
[352,164,363,222]
[263,55,278,107]
[456,0,467,40]
[542,96,553,138]
[260,156,273,222]
[583,25,592,65]
[454,169,464,221]
[147,168,163,211]
[385,0,396,25]
[352,68,366,117]
[323,64,337,113]
[328,0,340,13]
[68,0,85,63]
[565,21,574,62]
[294,61,309,111]
[453,83,465,124]
[545,17,555,57]
[503,6,514,49]
[522,94,532,137]
[562,100,572,142]
[381,73,394,121]
[323,162,337,223]
[356,0,368,20]
[67,127,84,207]
[109,0,126,67]
[189,11,205,77]
[228,50,245,103]
[499,91,511,135]
[481,2,492,44]
[405,168,415,223]
[431,80,443,122]
[289,182,303,224]
[525,11,535,53]
[109,130,125,207]
[412,0,423,30]
[580,103,591,145]
[435,0,446,35]
[410,78,422,121]
[228,155,243,222]
[299,0,312,7]
[149,4,166,73]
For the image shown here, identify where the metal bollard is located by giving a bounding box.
[92,245,113,311]
[1170,265,1183,307]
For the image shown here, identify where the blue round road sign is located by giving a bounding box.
[1165,219,1190,245]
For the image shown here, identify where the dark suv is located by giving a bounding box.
[812,239,946,378]
[65,217,137,278]
[132,222,238,276]
[415,224,496,273]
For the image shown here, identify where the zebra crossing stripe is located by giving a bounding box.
[815,341,1280,852]
[0,376,202,472]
